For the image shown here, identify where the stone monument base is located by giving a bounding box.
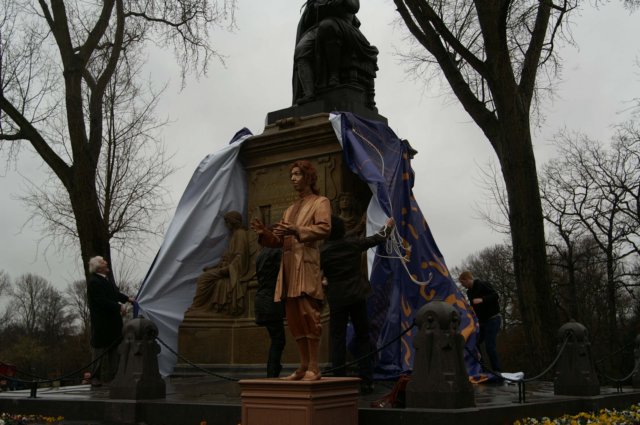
[239,377,360,425]
[177,314,330,365]
[266,85,387,125]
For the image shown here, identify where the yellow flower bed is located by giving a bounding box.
[0,413,64,425]
[514,404,640,424]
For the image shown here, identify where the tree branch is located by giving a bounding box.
[395,0,499,141]
[0,94,71,184]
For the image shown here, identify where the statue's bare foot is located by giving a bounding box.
[282,369,306,380]
[301,370,321,381]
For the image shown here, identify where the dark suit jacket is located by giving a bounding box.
[87,273,129,348]
[466,279,500,323]
[320,230,387,307]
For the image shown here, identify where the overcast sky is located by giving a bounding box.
[1,1,639,292]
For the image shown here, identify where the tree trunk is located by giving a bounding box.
[59,53,112,282]
[67,168,111,281]
[605,252,617,348]
[494,112,558,368]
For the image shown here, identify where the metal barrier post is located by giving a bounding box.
[29,381,37,398]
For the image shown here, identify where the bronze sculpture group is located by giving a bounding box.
[292,0,378,109]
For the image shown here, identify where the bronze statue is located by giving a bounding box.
[292,0,379,107]
[185,211,257,316]
[251,160,331,381]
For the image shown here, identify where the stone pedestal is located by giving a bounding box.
[176,113,373,369]
[239,377,360,425]
[554,321,600,396]
[405,301,475,409]
[109,317,166,400]
[241,113,370,227]
[178,314,330,365]
[267,87,387,125]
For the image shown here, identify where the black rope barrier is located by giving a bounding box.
[3,315,639,406]
[594,341,634,365]
[0,337,122,397]
[594,358,639,393]
[156,322,417,382]
[321,322,416,376]
[521,335,570,383]
[516,335,571,403]
[156,337,239,382]
[0,361,48,382]
[464,334,570,403]
[593,341,636,390]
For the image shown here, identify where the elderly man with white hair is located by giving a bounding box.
[87,255,134,387]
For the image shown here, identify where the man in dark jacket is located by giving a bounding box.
[459,271,502,372]
[254,247,285,378]
[320,214,394,393]
[87,256,133,387]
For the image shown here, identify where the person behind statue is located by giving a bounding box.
[250,160,331,381]
[321,214,394,393]
[292,0,379,104]
[254,246,286,378]
[186,211,255,316]
[458,271,503,372]
[87,256,135,387]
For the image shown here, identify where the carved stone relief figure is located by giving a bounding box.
[184,211,257,317]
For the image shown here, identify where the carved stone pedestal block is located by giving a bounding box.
[178,315,330,365]
[176,113,371,371]
[239,377,360,425]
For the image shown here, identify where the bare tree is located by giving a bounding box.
[392,0,580,359]
[18,46,175,262]
[454,244,519,329]
[0,0,236,279]
[610,121,640,257]
[0,270,9,297]
[38,285,74,346]
[474,161,511,235]
[7,273,51,336]
[0,270,10,330]
[541,131,640,347]
[64,279,89,336]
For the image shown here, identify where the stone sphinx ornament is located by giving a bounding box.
[405,301,475,408]
[292,0,379,110]
[553,320,600,396]
[109,316,166,400]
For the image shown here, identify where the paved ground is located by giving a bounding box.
[0,373,553,406]
[1,374,639,424]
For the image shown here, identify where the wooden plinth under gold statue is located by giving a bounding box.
[239,377,360,425]
[177,113,372,371]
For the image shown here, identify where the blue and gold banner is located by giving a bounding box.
[330,112,486,381]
